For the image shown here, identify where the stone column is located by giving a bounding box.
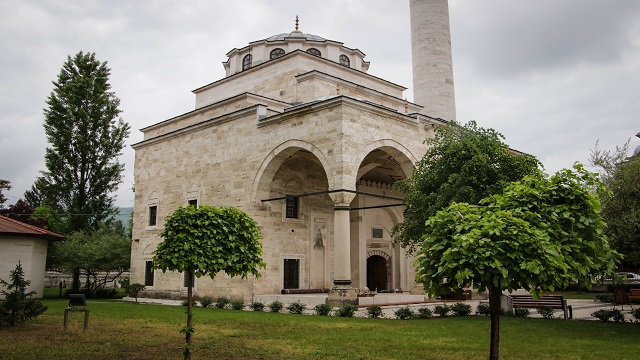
[326,191,358,306]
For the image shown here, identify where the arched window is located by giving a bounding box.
[270,48,285,59]
[242,54,252,70]
[306,48,321,57]
[339,55,350,67]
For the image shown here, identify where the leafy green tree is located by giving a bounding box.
[393,121,540,252]
[590,140,640,266]
[0,199,47,228]
[153,205,265,360]
[0,179,11,208]
[23,177,47,208]
[415,165,620,360]
[48,226,131,295]
[40,51,130,290]
[0,262,48,327]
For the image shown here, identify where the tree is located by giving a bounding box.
[0,199,47,228]
[590,140,640,267]
[23,177,47,208]
[40,51,130,290]
[393,121,540,252]
[0,179,11,208]
[0,262,48,327]
[48,225,131,295]
[415,164,620,360]
[153,205,265,360]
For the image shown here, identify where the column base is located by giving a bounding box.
[326,281,358,306]
[410,284,426,295]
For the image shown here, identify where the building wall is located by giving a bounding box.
[0,236,48,298]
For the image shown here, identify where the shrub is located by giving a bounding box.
[119,276,130,289]
[536,305,555,319]
[126,283,145,302]
[366,305,383,319]
[450,302,472,316]
[268,301,284,313]
[249,301,265,312]
[181,300,190,306]
[591,309,626,323]
[594,294,614,303]
[199,297,214,308]
[95,287,118,299]
[314,304,333,316]
[611,309,626,323]
[214,296,230,309]
[631,308,640,322]
[0,262,48,327]
[286,301,306,314]
[230,299,244,310]
[475,303,491,316]
[434,304,450,317]
[394,306,415,320]
[416,307,433,319]
[334,304,358,317]
[514,308,530,318]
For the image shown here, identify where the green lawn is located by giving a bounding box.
[1,298,638,360]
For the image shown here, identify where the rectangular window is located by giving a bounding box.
[148,205,158,226]
[183,272,195,288]
[285,195,298,219]
[144,261,154,286]
[283,259,300,289]
[188,199,198,208]
[372,228,384,239]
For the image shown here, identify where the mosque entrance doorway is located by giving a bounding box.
[366,255,388,292]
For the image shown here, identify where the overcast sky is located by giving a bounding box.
[1,0,639,208]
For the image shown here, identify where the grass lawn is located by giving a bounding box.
[1,299,638,360]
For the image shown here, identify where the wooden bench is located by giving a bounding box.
[510,295,571,320]
[280,288,330,294]
[629,289,640,301]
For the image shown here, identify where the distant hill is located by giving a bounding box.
[115,207,133,230]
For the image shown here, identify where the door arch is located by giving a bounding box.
[366,255,388,292]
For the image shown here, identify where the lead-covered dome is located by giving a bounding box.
[265,31,326,42]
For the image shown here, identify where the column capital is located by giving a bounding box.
[328,191,356,208]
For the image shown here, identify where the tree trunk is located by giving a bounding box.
[71,268,81,292]
[184,269,194,360]
[489,287,501,360]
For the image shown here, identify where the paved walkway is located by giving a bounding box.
[122,296,636,321]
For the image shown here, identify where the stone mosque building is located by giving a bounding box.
[130,0,456,304]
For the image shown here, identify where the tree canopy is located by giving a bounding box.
[393,121,540,252]
[40,51,130,234]
[590,140,640,267]
[415,164,620,360]
[153,205,265,360]
[0,179,11,208]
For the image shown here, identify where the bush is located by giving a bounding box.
[514,308,530,318]
[394,306,415,320]
[286,301,306,314]
[536,305,555,319]
[0,262,48,327]
[95,287,118,299]
[630,308,640,322]
[594,293,614,303]
[126,283,145,302]
[199,297,214,308]
[366,305,383,319]
[450,302,472,316]
[230,299,244,310]
[214,296,230,309]
[181,300,190,306]
[249,301,265,312]
[591,309,626,323]
[416,307,433,319]
[475,303,491,316]
[314,304,333,316]
[434,304,450,317]
[119,276,130,289]
[334,304,358,317]
[268,301,284,313]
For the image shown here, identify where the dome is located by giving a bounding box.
[265,31,326,43]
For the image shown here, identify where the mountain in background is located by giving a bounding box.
[115,207,133,231]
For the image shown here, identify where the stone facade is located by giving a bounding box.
[131,19,453,302]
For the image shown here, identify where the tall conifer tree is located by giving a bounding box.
[41,51,130,290]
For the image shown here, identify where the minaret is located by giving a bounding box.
[410,0,456,121]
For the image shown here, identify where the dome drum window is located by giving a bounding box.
[242,54,253,70]
[306,48,321,57]
[270,48,285,59]
[339,55,350,67]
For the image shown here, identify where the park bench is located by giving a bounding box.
[629,289,640,301]
[280,288,330,294]
[64,294,89,331]
[510,295,571,320]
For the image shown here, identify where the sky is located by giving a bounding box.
[1,0,639,208]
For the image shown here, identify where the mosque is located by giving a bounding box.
[130,0,457,304]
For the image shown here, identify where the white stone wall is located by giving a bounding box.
[0,236,48,298]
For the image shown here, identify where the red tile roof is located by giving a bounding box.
[0,215,64,241]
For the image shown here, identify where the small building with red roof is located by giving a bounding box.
[0,215,64,298]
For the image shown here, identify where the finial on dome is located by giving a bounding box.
[293,15,301,32]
